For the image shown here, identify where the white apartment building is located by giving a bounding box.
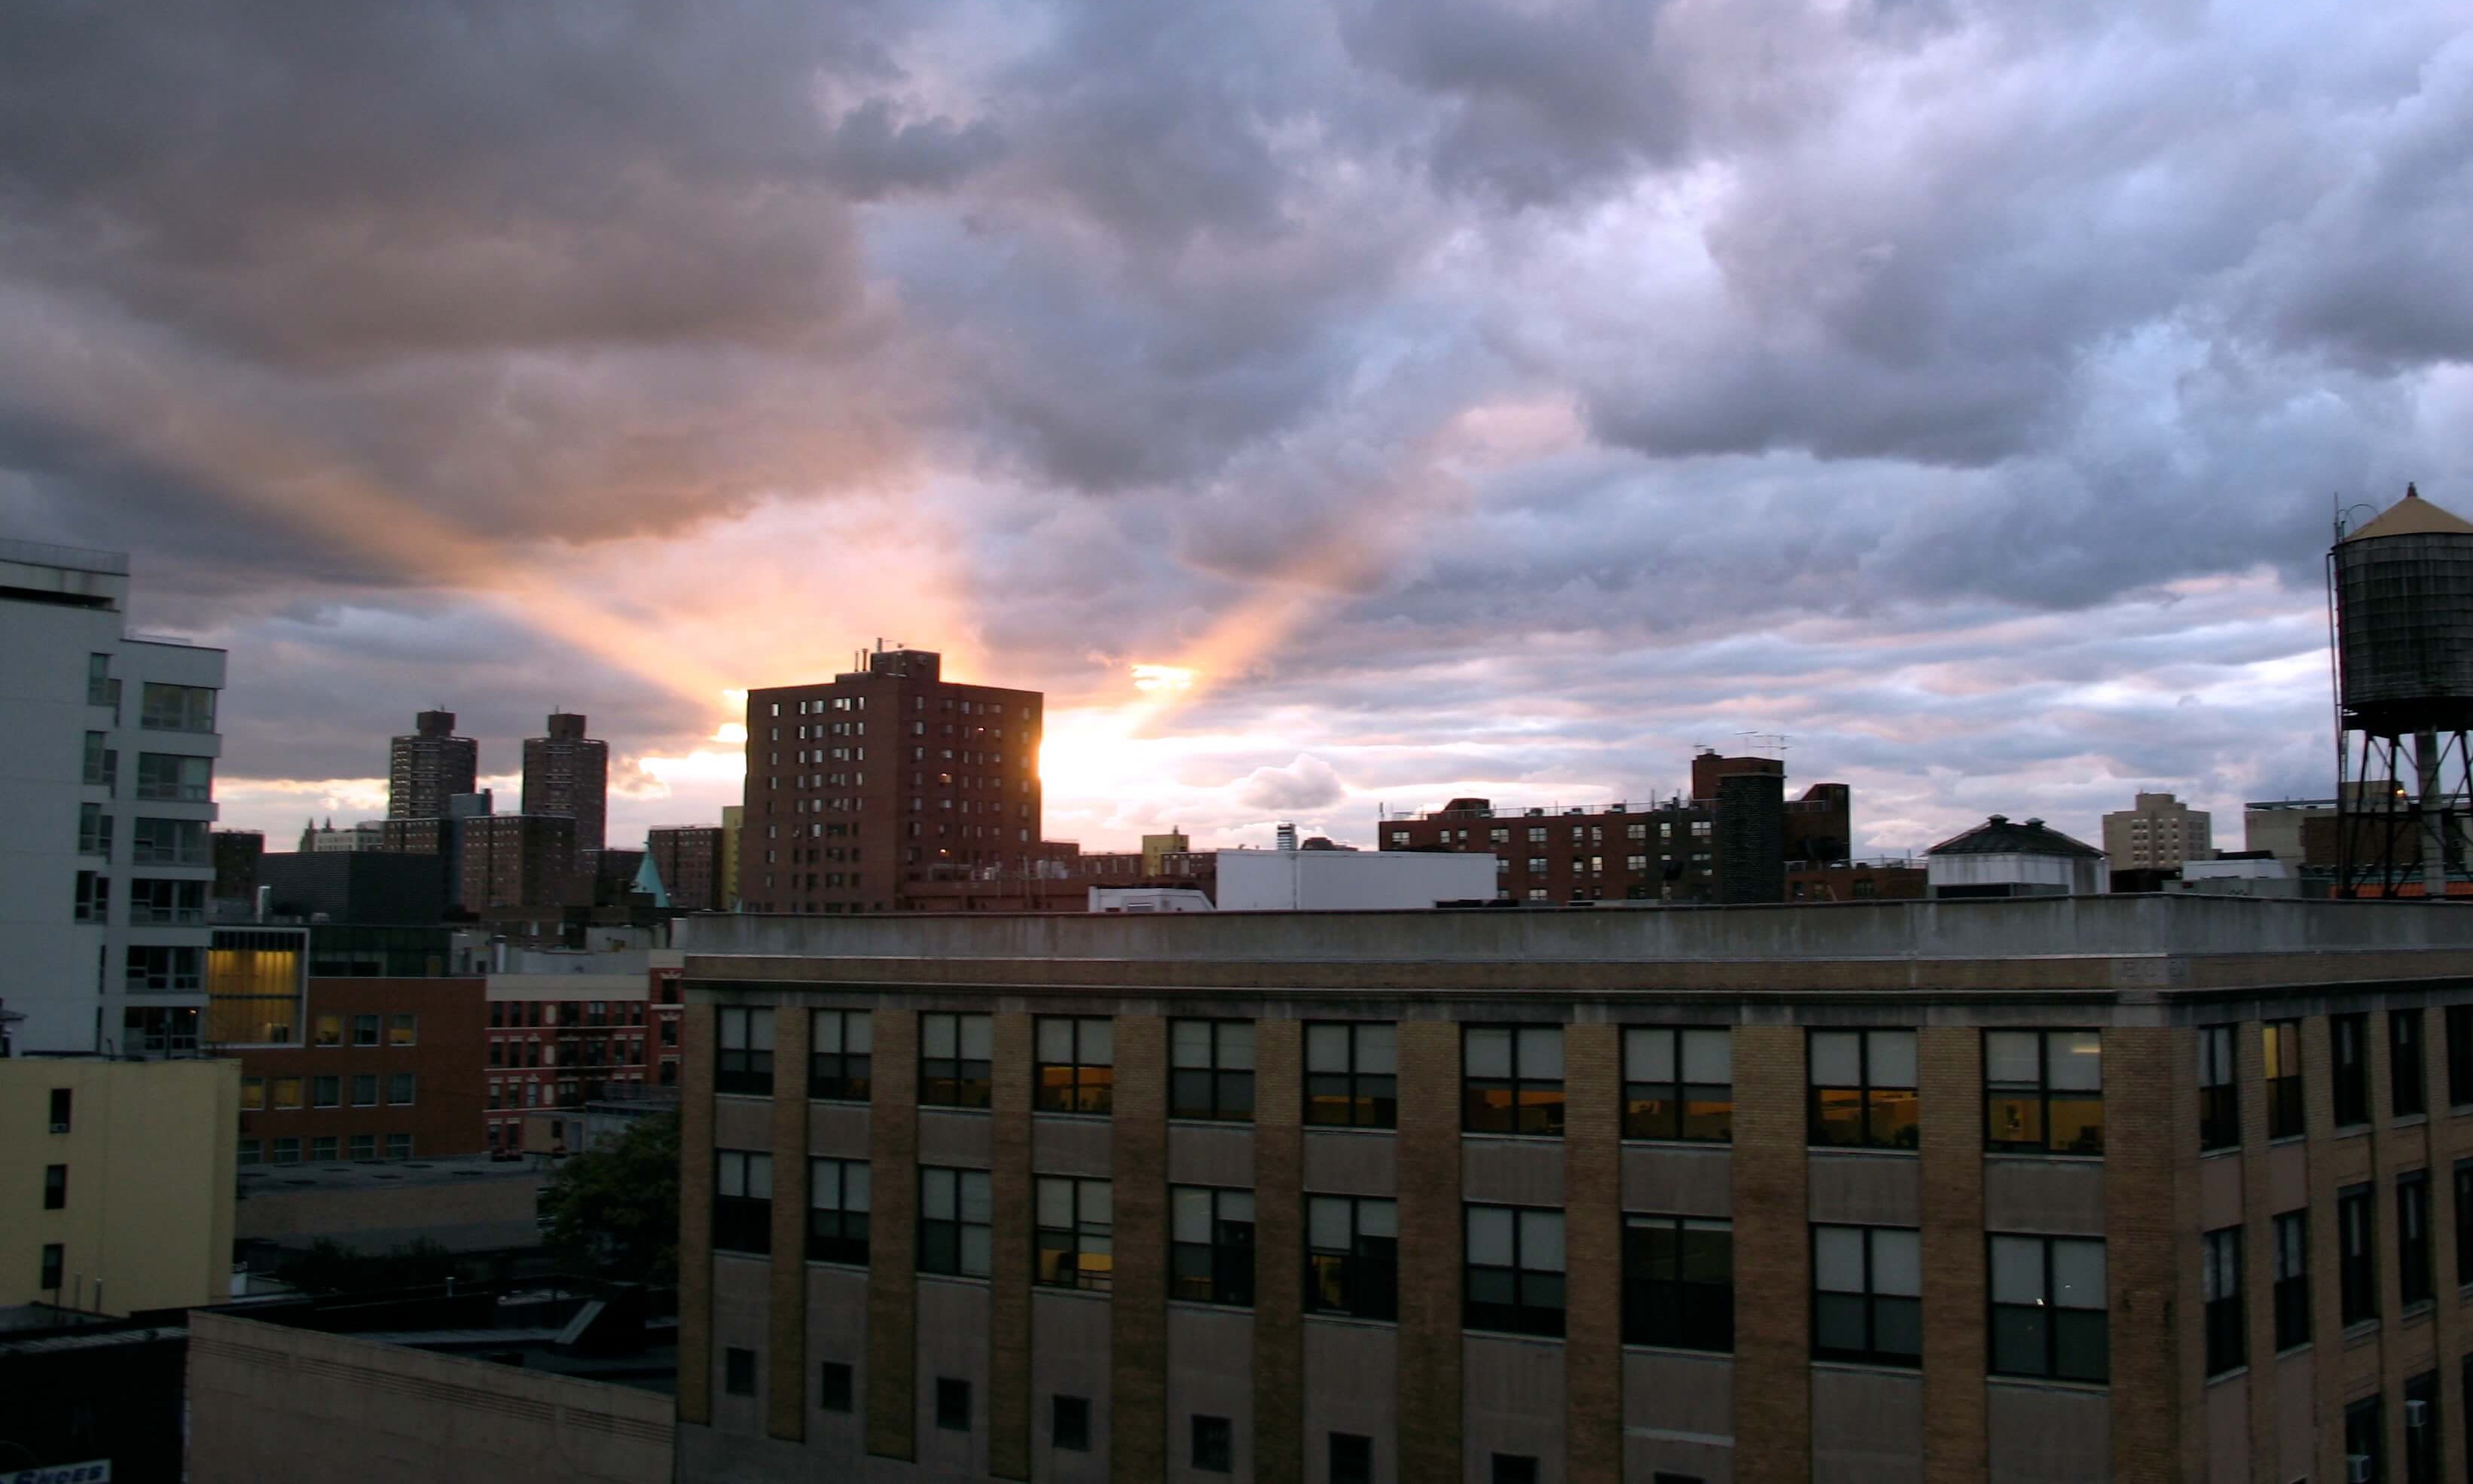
[0,539,224,1055]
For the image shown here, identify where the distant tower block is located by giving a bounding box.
[2331,484,2473,898]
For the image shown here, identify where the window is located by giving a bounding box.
[1464,1025,1565,1136]
[2394,1011,2429,1118]
[78,802,114,859]
[43,1165,66,1211]
[936,1378,971,1432]
[1809,1030,1919,1149]
[2346,1397,2383,1484]
[2334,1013,2371,1126]
[2264,1020,2304,1137]
[127,878,203,924]
[2197,1025,2239,1151]
[1493,1455,1540,1484]
[920,1166,992,1278]
[1624,1214,1733,1351]
[920,1012,993,1107]
[1307,1195,1398,1321]
[715,1150,774,1254]
[820,1362,854,1413]
[310,1136,338,1161]
[353,1013,380,1046]
[2340,1183,2378,1324]
[139,682,215,731]
[388,1073,415,1105]
[725,1348,757,1397]
[349,1134,376,1160]
[1305,1022,1397,1128]
[240,1076,265,1112]
[350,1074,377,1107]
[273,1076,301,1110]
[808,1158,871,1265]
[1052,1395,1090,1451]
[1192,1415,1232,1473]
[86,653,112,708]
[1036,1177,1113,1290]
[1465,1205,1566,1337]
[386,1132,412,1159]
[1171,1186,1256,1306]
[388,1013,416,1048]
[40,1244,63,1293]
[1623,1028,1731,1141]
[130,817,207,865]
[124,945,202,991]
[48,1088,71,1132]
[2399,1172,2433,1308]
[1987,1233,2108,1382]
[810,1010,872,1101]
[73,870,107,923]
[1984,1029,2104,1155]
[2406,1371,2438,1484]
[1330,1433,1373,1484]
[311,1075,340,1108]
[1037,1017,1115,1115]
[313,1013,343,1048]
[2450,1008,2473,1107]
[1171,1020,1256,1121]
[717,1007,776,1095]
[273,1137,301,1164]
[2203,1227,2246,1376]
[134,753,211,802]
[83,730,114,789]
[1814,1225,1923,1367]
[237,1139,261,1165]
[2274,1210,2311,1350]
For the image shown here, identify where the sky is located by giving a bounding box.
[4,0,2469,859]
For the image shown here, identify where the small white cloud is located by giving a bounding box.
[1237,753,1345,812]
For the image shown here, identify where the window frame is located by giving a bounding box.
[1035,1175,1114,1292]
[2273,1208,2311,1351]
[1191,1414,1233,1474]
[2339,1182,2379,1326]
[808,1157,872,1266]
[1983,1028,2105,1156]
[1170,1185,1257,1307]
[1305,1021,1397,1129]
[1462,1024,1567,1137]
[1622,1213,1733,1353]
[1170,1019,1256,1122]
[2393,1010,2429,1119]
[2398,1171,2434,1308]
[808,1009,874,1102]
[919,1012,994,1109]
[918,1165,993,1278]
[2265,1019,2305,1138]
[1986,1232,2108,1383]
[2202,1226,2246,1377]
[1812,1223,1924,1368]
[1464,1203,1567,1339]
[1306,1194,1399,1322]
[714,1149,774,1255]
[1809,1029,1919,1150]
[2448,1006,2473,1109]
[716,1006,776,1096]
[2197,1024,2239,1152]
[1623,1027,1732,1143]
[2333,1012,2371,1127]
[1036,1016,1116,1116]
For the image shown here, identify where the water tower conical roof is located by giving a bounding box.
[2343,484,2473,542]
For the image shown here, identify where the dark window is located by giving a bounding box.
[1052,1395,1091,1452]
[1192,1414,1232,1473]
[2273,1210,2311,1350]
[808,1159,871,1266]
[810,1010,873,1101]
[1036,1017,1115,1115]
[1809,1030,1919,1150]
[1307,1195,1398,1322]
[2406,1370,2438,1484]
[124,945,203,992]
[43,1165,66,1211]
[724,1348,756,1397]
[48,1089,70,1131]
[716,1007,775,1095]
[127,878,204,925]
[919,1167,992,1278]
[1651,1474,1705,1484]
[715,1150,773,1254]
[388,1072,414,1106]
[2395,1011,2429,1118]
[2198,1025,2239,1151]
[1171,1186,1256,1306]
[2340,1183,2379,1324]
[1815,1224,1923,1367]
[133,751,210,802]
[1036,1177,1113,1291]
[820,1361,853,1412]
[1171,1020,1256,1122]
[352,1013,380,1046]
[72,870,107,924]
[2334,1013,2372,1126]
[1624,1028,1732,1141]
[1464,1025,1565,1136]
[1465,1204,1566,1338]
[130,817,206,865]
[2449,1006,2473,1107]
[2203,1226,2246,1376]
[1305,1022,1397,1128]
[1986,1029,2104,1155]
[1986,1232,2108,1382]
[1623,1214,1733,1351]
[39,1244,63,1292]
[2348,1396,2384,1484]
[351,1074,377,1107]
[1330,1433,1374,1484]
[1493,1455,1540,1484]
[311,1075,339,1108]
[138,682,215,731]
[2265,1021,2304,1138]
[936,1378,971,1432]
[920,1013,992,1108]
[2400,1172,2434,1308]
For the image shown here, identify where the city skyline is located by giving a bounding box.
[6,4,2467,858]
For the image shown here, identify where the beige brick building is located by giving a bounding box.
[673,897,2473,1483]
[2104,792,2215,871]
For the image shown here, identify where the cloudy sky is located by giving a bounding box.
[5,0,2468,857]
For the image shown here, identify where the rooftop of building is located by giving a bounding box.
[197,1279,677,1395]
[679,893,2473,997]
[1928,814,2105,859]
[0,535,130,576]
[237,1152,538,1198]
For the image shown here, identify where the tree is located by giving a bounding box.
[537,1111,681,1284]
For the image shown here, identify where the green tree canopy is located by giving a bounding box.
[537,1110,680,1284]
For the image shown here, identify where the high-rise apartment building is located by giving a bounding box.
[737,647,1042,915]
[673,898,2473,1484]
[721,805,744,909]
[0,539,225,1055]
[459,814,582,911]
[2104,791,2215,870]
[388,710,478,823]
[651,825,729,913]
[523,711,609,858]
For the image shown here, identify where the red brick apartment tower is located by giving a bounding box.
[522,712,609,858]
[387,710,478,821]
[649,826,728,913]
[737,646,1043,915]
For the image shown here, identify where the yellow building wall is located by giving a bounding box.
[2,1055,238,1314]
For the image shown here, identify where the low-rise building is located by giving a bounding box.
[231,976,489,1167]
[485,948,683,1150]
[1925,814,2109,897]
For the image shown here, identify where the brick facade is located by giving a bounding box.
[866,1010,920,1462]
[1394,1019,1464,1484]
[1109,1015,1168,1482]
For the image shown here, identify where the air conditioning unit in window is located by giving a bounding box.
[2407,1399,2429,1428]
[50,1122,69,1134]
[2347,1454,2374,1483]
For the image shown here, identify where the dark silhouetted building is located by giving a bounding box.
[388,710,478,823]
[258,850,450,926]
[460,814,582,911]
[522,712,609,859]
[650,825,728,912]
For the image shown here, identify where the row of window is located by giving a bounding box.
[707,1151,2100,1377]
[239,1132,415,1163]
[240,1073,417,1110]
[307,1012,419,1048]
[723,1012,2102,1155]
[78,735,212,799]
[75,808,209,864]
[1390,821,1713,846]
[489,1000,667,1028]
[2198,1009,2473,1154]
